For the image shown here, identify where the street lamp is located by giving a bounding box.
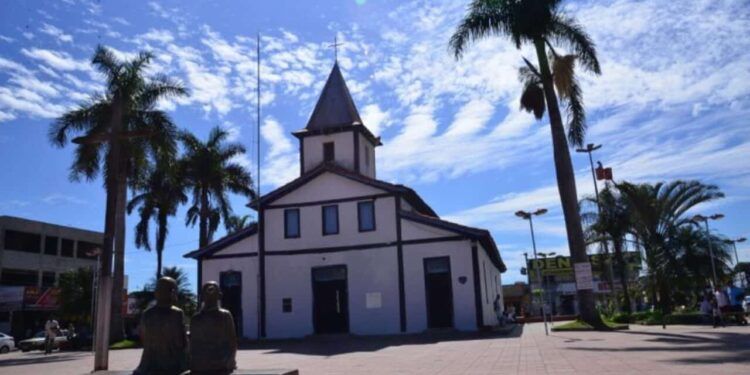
[724,237,747,287]
[692,214,724,288]
[516,208,549,335]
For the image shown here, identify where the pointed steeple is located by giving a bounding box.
[305,62,362,130]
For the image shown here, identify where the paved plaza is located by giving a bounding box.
[0,322,748,374]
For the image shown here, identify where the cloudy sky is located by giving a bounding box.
[1,0,748,292]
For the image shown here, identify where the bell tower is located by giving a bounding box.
[293,63,381,178]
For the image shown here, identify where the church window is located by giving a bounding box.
[284,209,300,238]
[322,205,339,235]
[323,142,335,162]
[364,145,370,168]
[358,201,375,232]
[282,298,292,313]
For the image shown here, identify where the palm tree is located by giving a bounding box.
[617,180,724,314]
[582,186,634,313]
[226,214,255,234]
[127,159,188,279]
[450,0,602,326]
[50,45,186,345]
[669,226,732,306]
[180,127,256,248]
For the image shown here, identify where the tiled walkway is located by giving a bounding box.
[1,322,748,374]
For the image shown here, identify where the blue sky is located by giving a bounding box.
[1,0,749,293]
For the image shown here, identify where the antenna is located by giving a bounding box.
[256,32,261,207]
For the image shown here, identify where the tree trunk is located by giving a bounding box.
[156,213,167,279]
[109,166,127,343]
[613,239,632,314]
[199,189,209,249]
[533,37,603,328]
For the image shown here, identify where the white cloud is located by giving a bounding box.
[360,104,391,136]
[260,117,298,187]
[42,193,88,205]
[21,48,90,72]
[39,23,73,43]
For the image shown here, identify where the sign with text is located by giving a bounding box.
[574,262,594,290]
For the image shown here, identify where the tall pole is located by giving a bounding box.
[577,144,616,308]
[256,32,263,341]
[528,216,548,335]
[704,220,718,288]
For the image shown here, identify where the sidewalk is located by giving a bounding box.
[0,322,748,374]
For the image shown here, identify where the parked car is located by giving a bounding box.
[744,296,750,314]
[17,330,68,352]
[0,332,14,353]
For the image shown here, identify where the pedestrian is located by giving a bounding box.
[715,288,730,319]
[44,316,59,354]
[493,294,504,326]
[711,297,724,328]
[726,284,748,325]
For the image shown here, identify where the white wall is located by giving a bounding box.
[402,239,477,332]
[213,234,258,255]
[202,255,259,339]
[265,247,401,338]
[401,219,454,241]
[476,243,502,326]
[302,131,355,172]
[274,172,384,205]
[357,132,376,178]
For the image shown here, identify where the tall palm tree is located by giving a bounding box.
[180,127,256,248]
[582,186,634,313]
[617,180,724,314]
[127,159,188,279]
[50,45,186,346]
[226,214,255,234]
[451,0,602,326]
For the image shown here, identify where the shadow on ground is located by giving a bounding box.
[239,324,523,356]
[0,351,90,367]
[564,327,750,365]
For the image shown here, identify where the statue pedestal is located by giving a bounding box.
[95,370,299,375]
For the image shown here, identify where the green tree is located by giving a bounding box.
[450,0,602,326]
[50,45,187,342]
[143,266,197,317]
[127,159,188,279]
[582,185,634,313]
[226,214,255,234]
[58,267,94,325]
[617,180,725,314]
[180,127,256,248]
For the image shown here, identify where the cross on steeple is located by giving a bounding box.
[329,36,343,63]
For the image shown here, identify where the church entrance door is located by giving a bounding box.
[424,257,454,328]
[312,265,349,334]
[220,271,242,336]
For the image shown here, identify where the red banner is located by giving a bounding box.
[23,287,60,310]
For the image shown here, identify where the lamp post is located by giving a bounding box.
[692,214,724,288]
[516,208,549,335]
[724,237,747,287]
[538,251,556,324]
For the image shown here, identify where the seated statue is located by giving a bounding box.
[134,277,188,375]
[190,281,237,375]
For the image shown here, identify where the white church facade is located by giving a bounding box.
[185,63,506,339]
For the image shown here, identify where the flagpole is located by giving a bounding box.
[256,31,263,341]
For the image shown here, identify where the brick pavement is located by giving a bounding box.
[1,322,748,374]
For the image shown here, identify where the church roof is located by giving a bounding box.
[305,62,362,130]
[183,223,258,259]
[292,63,382,145]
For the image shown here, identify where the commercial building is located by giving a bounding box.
[0,215,102,335]
[525,252,641,316]
[185,63,506,339]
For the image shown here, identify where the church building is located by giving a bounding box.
[184,63,506,339]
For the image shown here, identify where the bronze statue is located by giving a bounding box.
[189,281,237,375]
[134,277,188,375]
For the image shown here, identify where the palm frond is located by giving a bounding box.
[548,13,601,74]
[520,80,545,119]
[552,54,575,99]
[564,76,586,147]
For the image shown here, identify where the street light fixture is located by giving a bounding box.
[516,208,549,335]
[692,214,724,288]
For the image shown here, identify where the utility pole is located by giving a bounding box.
[516,208,549,335]
[538,251,557,324]
[692,214,724,288]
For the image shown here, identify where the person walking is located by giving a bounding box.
[700,294,712,324]
[493,295,504,326]
[44,317,59,354]
[712,297,725,328]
